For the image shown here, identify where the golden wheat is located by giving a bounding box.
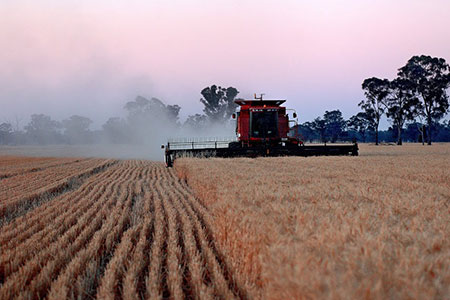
[0,157,82,179]
[175,143,450,299]
[6,146,441,299]
[0,162,124,251]
[0,159,115,223]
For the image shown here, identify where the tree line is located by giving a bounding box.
[292,109,450,144]
[294,55,450,145]
[0,85,239,145]
[357,55,449,145]
[0,55,448,146]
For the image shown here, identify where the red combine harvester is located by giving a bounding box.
[163,95,358,167]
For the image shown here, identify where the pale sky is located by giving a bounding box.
[1,0,449,129]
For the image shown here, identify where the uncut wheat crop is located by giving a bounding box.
[175,143,450,299]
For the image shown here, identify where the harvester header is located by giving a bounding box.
[162,94,358,167]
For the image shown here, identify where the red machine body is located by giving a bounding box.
[234,99,300,147]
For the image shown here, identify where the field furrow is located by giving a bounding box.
[46,161,144,299]
[121,173,156,300]
[146,182,168,299]
[97,224,143,299]
[168,169,246,299]
[157,177,184,299]
[0,162,126,250]
[169,184,237,299]
[0,158,102,198]
[0,157,246,299]
[154,164,240,299]
[0,159,117,224]
[164,183,215,299]
[0,163,133,282]
[0,157,88,180]
[0,161,138,298]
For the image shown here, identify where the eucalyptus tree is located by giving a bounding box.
[359,77,390,145]
[200,85,239,124]
[385,78,422,145]
[398,55,450,145]
[323,110,346,143]
[348,112,374,142]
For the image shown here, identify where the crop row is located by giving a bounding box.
[0,159,242,299]
[0,157,84,179]
[0,158,116,224]
[0,158,107,200]
[0,156,55,168]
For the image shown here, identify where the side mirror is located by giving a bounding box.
[161,144,165,149]
[232,113,236,119]
[293,112,297,118]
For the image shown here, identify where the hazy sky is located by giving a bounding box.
[1,0,449,129]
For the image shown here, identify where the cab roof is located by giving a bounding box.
[234,99,286,107]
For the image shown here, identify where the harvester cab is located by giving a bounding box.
[163,94,358,167]
[231,94,301,149]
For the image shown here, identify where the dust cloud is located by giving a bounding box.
[0,96,237,161]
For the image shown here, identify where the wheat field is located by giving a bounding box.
[0,144,448,299]
[176,144,450,299]
[0,158,242,299]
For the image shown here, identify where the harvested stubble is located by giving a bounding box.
[0,156,83,179]
[0,157,242,299]
[0,158,115,224]
[175,143,450,299]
